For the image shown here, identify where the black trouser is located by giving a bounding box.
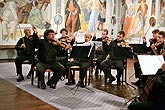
[66,60,91,83]
[56,56,68,77]
[95,54,106,72]
[36,62,65,84]
[14,55,32,75]
[100,59,124,79]
[134,61,147,83]
[134,61,142,79]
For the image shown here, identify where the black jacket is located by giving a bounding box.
[33,33,60,65]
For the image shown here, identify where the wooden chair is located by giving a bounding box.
[68,66,92,86]
[105,59,127,85]
[31,68,52,88]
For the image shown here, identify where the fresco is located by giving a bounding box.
[0,0,51,45]
[123,0,165,43]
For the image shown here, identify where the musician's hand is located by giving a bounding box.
[65,44,71,50]
[32,25,37,33]
[20,44,26,48]
[151,44,156,49]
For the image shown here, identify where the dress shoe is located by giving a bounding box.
[79,82,85,88]
[47,81,56,89]
[17,75,24,82]
[107,76,116,85]
[26,74,31,79]
[41,82,46,90]
[65,80,75,85]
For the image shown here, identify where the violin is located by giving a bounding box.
[51,39,67,48]
[59,36,72,43]
[102,37,109,42]
[117,41,130,47]
[151,41,163,55]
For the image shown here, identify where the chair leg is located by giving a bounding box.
[31,71,34,85]
[48,72,50,80]
[37,71,40,88]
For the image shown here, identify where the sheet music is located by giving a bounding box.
[138,55,164,75]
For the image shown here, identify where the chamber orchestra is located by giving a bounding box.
[13,26,165,110]
[1,0,165,109]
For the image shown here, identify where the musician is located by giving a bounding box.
[132,31,165,87]
[57,28,75,80]
[128,62,165,110]
[65,33,94,87]
[149,29,159,46]
[15,28,34,82]
[150,31,165,56]
[131,37,148,86]
[92,29,112,75]
[32,28,65,89]
[100,30,129,85]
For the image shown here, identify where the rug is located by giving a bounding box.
[0,62,128,110]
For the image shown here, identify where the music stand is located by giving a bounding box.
[69,46,94,95]
[125,55,164,105]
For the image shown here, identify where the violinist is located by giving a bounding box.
[149,29,159,46]
[100,30,129,85]
[57,28,75,81]
[15,27,35,82]
[128,62,165,110]
[92,29,112,75]
[32,28,65,89]
[150,31,165,56]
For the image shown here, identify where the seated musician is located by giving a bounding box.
[57,28,75,79]
[65,33,94,87]
[92,29,113,75]
[32,27,65,89]
[149,29,159,46]
[131,37,148,86]
[15,27,36,82]
[150,31,165,57]
[128,62,165,110]
[100,30,130,85]
[132,31,165,87]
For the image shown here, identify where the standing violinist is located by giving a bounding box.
[92,29,112,75]
[100,30,129,85]
[32,27,65,89]
[128,62,165,110]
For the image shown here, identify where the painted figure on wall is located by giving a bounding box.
[28,0,44,29]
[121,0,128,30]
[87,0,100,32]
[40,0,52,29]
[97,0,106,31]
[2,0,18,41]
[17,0,33,24]
[123,0,148,41]
[65,0,81,37]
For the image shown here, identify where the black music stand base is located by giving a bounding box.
[123,81,136,90]
[124,94,139,105]
[70,81,94,95]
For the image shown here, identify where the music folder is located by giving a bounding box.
[70,46,93,60]
[138,55,164,75]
